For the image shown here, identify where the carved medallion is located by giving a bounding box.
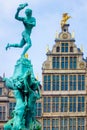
[62,33,68,39]
[79,62,84,69]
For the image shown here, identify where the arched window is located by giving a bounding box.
[70,47,73,52]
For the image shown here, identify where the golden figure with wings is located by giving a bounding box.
[61,13,71,27]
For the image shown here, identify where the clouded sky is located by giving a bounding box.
[0,0,87,81]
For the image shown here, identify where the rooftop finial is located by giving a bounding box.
[55,31,58,39]
[80,44,83,52]
[46,44,49,53]
[61,13,71,27]
[72,31,75,38]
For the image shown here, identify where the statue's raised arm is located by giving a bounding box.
[15,3,28,21]
[6,3,36,57]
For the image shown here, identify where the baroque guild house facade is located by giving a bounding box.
[41,23,87,130]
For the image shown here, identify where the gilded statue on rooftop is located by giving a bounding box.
[61,13,71,27]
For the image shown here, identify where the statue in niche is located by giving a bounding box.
[6,3,36,57]
[3,3,41,130]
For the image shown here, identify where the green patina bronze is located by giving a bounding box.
[3,3,41,130]
[6,3,36,57]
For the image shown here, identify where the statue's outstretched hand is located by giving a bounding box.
[17,3,28,11]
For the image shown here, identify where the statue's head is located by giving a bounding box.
[25,8,32,17]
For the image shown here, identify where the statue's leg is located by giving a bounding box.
[6,38,25,50]
[13,38,25,48]
[21,37,32,56]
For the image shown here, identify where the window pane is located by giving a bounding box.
[70,57,77,69]
[36,102,42,117]
[0,88,2,95]
[69,118,76,130]
[69,97,76,112]
[52,57,60,69]
[43,97,51,112]
[69,75,76,90]
[78,75,85,90]
[78,97,85,112]
[61,43,68,52]
[61,97,68,112]
[78,117,85,130]
[61,75,68,90]
[52,119,59,130]
[43,75,51,91]
[0,106,6,121]
[9,102,16,117]
[52,97,59,112]
[52,75,59,90]
[43,119,50,130]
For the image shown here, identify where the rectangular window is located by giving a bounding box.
[78,96,85,112]
[9,102,16,117]
[43,119,50,130]
[70,57,77,69]
[0,88,2,95]
[61,75,68,90]
[65,57,68,69]
[61,57,64,69]
[52,97,59,112]
[52,57,60,69]
[36,102,42,117]
[61,43,65,52]
[78,117,85,130]
[78,75,85,90]
[61,57,68,69]
[69,75,76,90]
[69,97,76,112]
[52,119,59,130]
[0,106,6,121]
[52,75,59,90]
[43,97,51,112]
[74,57,77,68]
[60,118,68,130]
[61,97,68,112]
[43,75,51,91]
[69,118,76,130]
[0,128,3,130]
[61,43,68,52]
